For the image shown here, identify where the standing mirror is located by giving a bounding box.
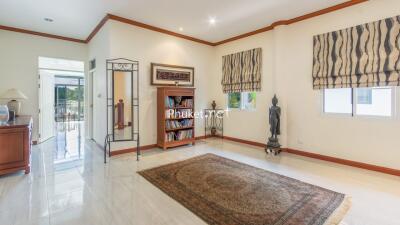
[113,71,133,141]
[106,58,140,161]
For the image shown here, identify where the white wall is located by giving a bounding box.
[2,0,399,169]
[0,30,87,141]
[281,0,400,170]
[88,22,110,145]
[212,31,283,146]
[89,20,215,150]
[212,0,400,169]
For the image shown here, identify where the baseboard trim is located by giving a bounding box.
[110,136,210,156]
[195,135,207,140]
[221,136,266,148]
[110,144,158,156]
[99,134,400,177]
[209,135,400,177]
[284,148,400,177]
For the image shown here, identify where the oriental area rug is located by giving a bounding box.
[138,153,351,225]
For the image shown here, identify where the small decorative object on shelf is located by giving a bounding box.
[211,100,217,110]
[8,110,15,121]
[0,105,9,125]
[0,88,28,116]
[174,96,182,105]
[204,100,224,137]
[266,95,281,155]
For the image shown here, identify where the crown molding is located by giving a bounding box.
[85,14,110,43]
[0,24,86,43]
[213,0,368,45]
[107,14,214,46]
[0,0,367,46]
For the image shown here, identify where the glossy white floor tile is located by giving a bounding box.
[0,136,399,225]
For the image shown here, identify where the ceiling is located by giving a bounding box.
[0,0,350,43]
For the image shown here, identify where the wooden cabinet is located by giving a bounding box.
[0,116,32,175]
[157,87,195,150]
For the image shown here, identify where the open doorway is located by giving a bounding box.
[38,57,85,161]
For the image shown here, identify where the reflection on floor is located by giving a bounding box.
[54,121,85,170]
[0,138,399,225]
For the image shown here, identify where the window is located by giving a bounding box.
[228,92,256,110]
[228,93,241,109]
[323,87,395,117]
[355,87,392,117]
[323,88,352,114]
[357,88,372,104]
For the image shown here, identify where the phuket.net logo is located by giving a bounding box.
[165,109,227,119]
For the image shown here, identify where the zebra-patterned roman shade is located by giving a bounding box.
[312,15,400,89]
[222,48,262,93]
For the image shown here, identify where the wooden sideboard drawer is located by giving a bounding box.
[0,129,25,166]
[0,116,32,176]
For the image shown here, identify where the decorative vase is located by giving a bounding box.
[0,105,9,124]
[211,100,217,110]
[7,100,21,116]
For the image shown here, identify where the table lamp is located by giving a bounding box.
[0,88,28,116]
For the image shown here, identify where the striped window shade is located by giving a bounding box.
[221,48,262,93]
[312,15,400,89]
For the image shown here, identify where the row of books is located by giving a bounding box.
[165,109,193,119]
[165,130,193,142]
[180,99,193,108]
[165,132,175,142]
[164,97,194,108]
[166,119,194,130]
[165,97,176,108]
[176,130,193,140]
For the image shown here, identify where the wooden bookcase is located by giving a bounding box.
[157,87,195,150]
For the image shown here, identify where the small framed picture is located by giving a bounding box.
[151,63,194,87]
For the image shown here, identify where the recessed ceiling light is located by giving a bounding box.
[44,18,54,22]
[179,27,183,31]
[209,17,216,25]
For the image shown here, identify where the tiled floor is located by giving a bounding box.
[0,135,399,225]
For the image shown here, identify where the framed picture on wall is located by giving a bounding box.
[151,63,194,87]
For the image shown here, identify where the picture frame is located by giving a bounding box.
[151,63,194,87]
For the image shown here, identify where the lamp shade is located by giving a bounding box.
[0,88,28,100]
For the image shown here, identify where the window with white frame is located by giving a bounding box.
[227,92,256,110]
[323,87,395,117]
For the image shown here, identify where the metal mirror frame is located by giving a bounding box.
[105,58,140,162]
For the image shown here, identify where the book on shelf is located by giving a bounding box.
[165,96,193,108]
[180,119,193,127]
[165,132,175,142]
[165,109,193,119]
[176,129,193,140]
[180,99,193,108]
[165,96,175,108]
[165,119,194,130]
[165,129,193,142]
